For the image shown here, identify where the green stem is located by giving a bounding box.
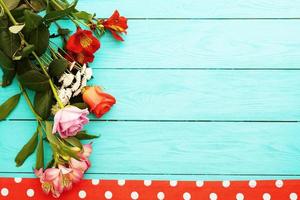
[32,52,64,109]
[18,81,43,121]
[0,0,17,25]
[50,0,81,27]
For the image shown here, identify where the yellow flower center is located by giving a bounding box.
[80,35,92,48]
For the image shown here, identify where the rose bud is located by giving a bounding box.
[53,106,89,138]
[82,86,116,118]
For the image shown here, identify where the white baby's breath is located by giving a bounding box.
[84,68,93,80]
[71,71,81,92]
[62,73,75,87]
[69,61,76,71]
[81,64,87,75]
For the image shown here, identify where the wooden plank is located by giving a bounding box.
[77,0,300,18]
[1,121,300,180]
[55,20,300,69]
[2,70,300,120]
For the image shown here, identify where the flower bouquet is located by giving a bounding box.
[0,0,127,198]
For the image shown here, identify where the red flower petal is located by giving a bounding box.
[109,29,124,41]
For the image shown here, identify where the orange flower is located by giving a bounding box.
[102,10,128,41]
[65,28,100,64]
[82,86,116,118]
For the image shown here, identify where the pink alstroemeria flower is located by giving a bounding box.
[69,158,91,172]
[35,168,64,198]
[82,143,93,158]
[53,106,89,138]
[69,143,93,172]
[59,165,84,190]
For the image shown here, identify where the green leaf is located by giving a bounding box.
[36,130,44,169]
[24,10,43,33]
[45,121,59,145]
[21,44,35,58]
[64,137,82,150]
[16,58,34,75]
[0,93,20,120]
[73,11,93,22]
[28,24,49,56]
[34,90,53,120]
[0,16,8,32]
[0,30,21,58]
[43,0,78,23]
[0,49,15,87]
[3,0,20,10]
[15,131,38,167]
[48,59,68,77]
[18,70,49,91]
[75,131,100,140]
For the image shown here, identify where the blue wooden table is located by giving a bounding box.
[1,0,300,181]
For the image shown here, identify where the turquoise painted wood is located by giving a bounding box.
[1,0,300,182]
[55,20,300,69]
[2,70,300,120]
[1,121,300,180]
[77,0,300,18]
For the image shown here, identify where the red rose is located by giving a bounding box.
[82,86,116,118]
[65,28,100,64]
[102,10,128,41]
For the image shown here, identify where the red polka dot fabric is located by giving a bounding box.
[0,178,300,199]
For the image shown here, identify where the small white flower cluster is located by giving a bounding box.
[57,62,93,106]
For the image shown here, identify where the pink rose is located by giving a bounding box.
[35,168,64,198]
[53,106,89,138]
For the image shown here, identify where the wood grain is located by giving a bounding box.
[2,69,300,120]
[1,121,300,180]
[54,20,300,69]
[77,0,300,18]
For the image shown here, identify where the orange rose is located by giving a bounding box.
[82,86,116,118]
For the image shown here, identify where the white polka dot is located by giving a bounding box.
[144,180,152,186]
[105,191,113,199]
[222,180,230,188]
[118,180,126,186]
[26,189,34,197]
[157,192,165,200]
[236,193,244,200]
[14,177,22,183]
[78,190,86,199]
[290,193,298,200]
[91,179,100,185]
[196,180,204,187]
[275,180,283,188]
[249,180,257,188]
[183,192,191,200]
[263,193,271,200]
[1,188,8,196]
[170,180,178,187]
[131,191,139,199]
[210,193,218,200]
